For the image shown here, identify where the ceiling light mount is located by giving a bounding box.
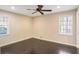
[57,6,60,8]
[11,6,15,10]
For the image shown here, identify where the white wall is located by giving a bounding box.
[33,10,76,46]
[0,10,32,47]
[0,9,77,47]
[77,8,79,48]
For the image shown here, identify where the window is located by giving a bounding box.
[59,16,73,35]
[0,16,9,36]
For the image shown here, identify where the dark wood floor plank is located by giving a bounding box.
[0,38,77,54]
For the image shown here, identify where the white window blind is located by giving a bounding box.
[0,16,9,36]
[59,16,73,35]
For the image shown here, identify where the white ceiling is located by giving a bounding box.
[0,5,78,17]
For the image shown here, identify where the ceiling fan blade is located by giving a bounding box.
[32,11,37,14]
[27,9,35,10]
[41,10,52,11]
[39,11,44,15]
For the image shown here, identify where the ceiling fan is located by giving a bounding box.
[26,5,52,15]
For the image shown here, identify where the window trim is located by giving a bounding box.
[0,16,10,36]
[58,15,73,36]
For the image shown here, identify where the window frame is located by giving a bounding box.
[0,16,9,36]
[59,15,73,36]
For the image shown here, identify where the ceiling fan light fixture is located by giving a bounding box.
[26,5,52,15]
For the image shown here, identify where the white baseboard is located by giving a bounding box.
[0,36,32,47]
[33,36,76,47]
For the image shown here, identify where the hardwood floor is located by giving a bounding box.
[0,38,77,54]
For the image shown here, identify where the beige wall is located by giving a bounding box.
[0,9,77,47]
[33,10,76,46]
[0,10,32,47]
[77,8,79,48]
[0,48,1,53]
